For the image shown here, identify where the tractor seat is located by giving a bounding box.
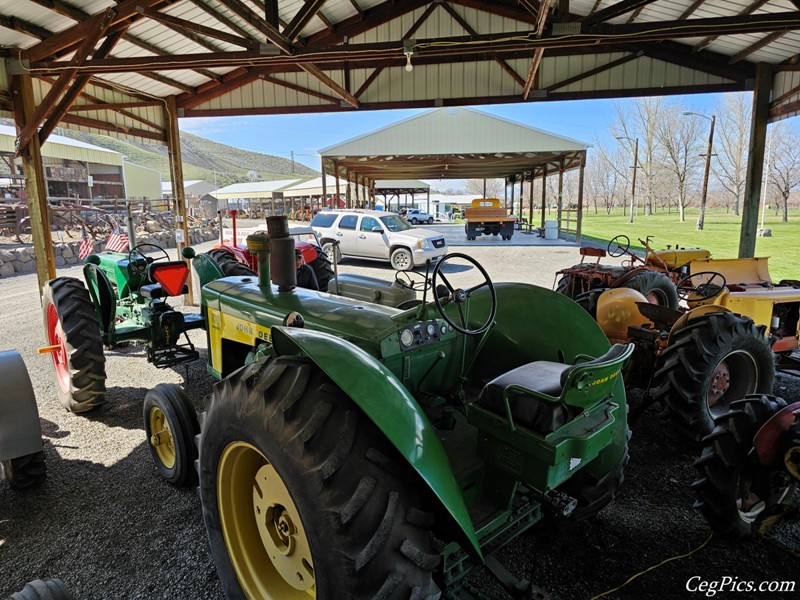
[477,344,631,435]
[140,261,190,299]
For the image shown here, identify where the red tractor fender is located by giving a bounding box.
[296,241,317,264]
[215,241,317,271]
[754,401,800,466]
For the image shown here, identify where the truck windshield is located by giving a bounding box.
[380,214,412,232]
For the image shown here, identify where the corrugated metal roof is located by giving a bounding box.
[0,123,123,165]
[321,107,588,156]
[1,0,799,137]
[213,179,301,199]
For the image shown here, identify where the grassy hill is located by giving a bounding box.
[57,128,318,187]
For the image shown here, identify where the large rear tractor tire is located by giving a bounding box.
[621,270,679,309]
[207,248,255,277]
[653,312,775,442]
[198,356,441,599]
[307,244,335,291]
[144,384,199,486]
[42,278,106,413]
[1,452,46,490]
[10,579,74,600]
[692,395,795,538]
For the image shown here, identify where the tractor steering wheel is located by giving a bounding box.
[431,253,497,335]
[394,270,431,293]
[677,271,727,301]
[607,234,631,258]
[128,243,170,276]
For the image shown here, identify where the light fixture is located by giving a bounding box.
[404,50,413,72]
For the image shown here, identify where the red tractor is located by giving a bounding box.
[210,209,334,289]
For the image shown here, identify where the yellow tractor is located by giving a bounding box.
[587,256,799,441]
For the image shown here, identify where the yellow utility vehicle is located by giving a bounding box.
[464,198,516,240]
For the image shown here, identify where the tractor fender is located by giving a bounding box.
[753,401,800,466]
[0,350,43,462]
[270,326,482,561]
[668,304,731,338]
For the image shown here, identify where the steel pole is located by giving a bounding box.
[698,115,716,230]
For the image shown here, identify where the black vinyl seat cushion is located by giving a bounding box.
[478,361,578,435]
[139,284,188,299]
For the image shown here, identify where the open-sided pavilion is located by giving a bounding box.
[1,0,799,294]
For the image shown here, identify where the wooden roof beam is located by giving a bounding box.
[583,0,660,26]
[693,0,771,53]
[217,0,295,54]
[0,15,52,41]
[679,0,708,20]
[729,31,787,64]
[61,113,166,141]
[348,0,364,19]
[284,0,328,42]
[123,33,223,84]
[259,74,339,103]
[546,52,641,91]
[22,0,171,62]
[523,1,554,99]
[142,72,197,94]
[188,0,260,41]
[139,8,254,51]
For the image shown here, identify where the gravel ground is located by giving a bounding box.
[1,234,799,600]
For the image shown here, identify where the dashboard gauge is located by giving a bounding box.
[426,323,436,336]
[400,329,414,347]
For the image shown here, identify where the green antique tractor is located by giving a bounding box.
[41,243,203,413]
[145,216,634,597]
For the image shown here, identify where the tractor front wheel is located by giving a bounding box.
[621,270,679,309]
[144,384,199,486]
[198,356,440,599]
[654,312,775,442]
[693,395,794,538]
[41,278,106,413]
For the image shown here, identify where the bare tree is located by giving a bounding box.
[655,104,704,222]
[464,178,504,200]
[611,97,663,215]
[767,121,800,222]
[713,93,750,215]
[590,141,626,214]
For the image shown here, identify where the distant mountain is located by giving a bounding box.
[56,128,318,187]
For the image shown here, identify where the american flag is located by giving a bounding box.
[78,227,93,261]
[105,224,129,253]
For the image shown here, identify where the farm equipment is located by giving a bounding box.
[464,198,516,240]
[149,215,634,598]
[212,209,334,289]
[582,255,800,441]
[693,394,800,542]
[554,234,710,309]
[0,350,46,489]
[40,243,204,412]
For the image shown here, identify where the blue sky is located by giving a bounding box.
[178,92,722,174]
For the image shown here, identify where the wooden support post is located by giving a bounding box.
[510,177,515,215]
[576,152,586,245]
[11,74,56,292]
[355,175,361,207]
[557,157,565,234]
[541,164,548,228]
[164,95,193,304]
[528,167,535,227]
[426,189,430,215]
[321,157,327,207]
[346,173,352,208]
[740,63,773,258]
[334,161,341,205]
[518,176,523,219]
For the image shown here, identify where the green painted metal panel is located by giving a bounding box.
[271,326,482,560]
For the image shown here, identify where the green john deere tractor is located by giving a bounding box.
[147,216,633,598]
[41,242,203,413]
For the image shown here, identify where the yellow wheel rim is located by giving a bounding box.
[149,406,176,469]
[218,442,316,599]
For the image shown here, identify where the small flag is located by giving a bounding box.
[105,223,129,253]
[78,227,93,261]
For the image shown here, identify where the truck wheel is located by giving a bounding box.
[693,395,793,538]
[10,578,74,600]
[307,245,335,290]
[390,247,414,271]
[621,271,679,309]
[207,248,255,276]
[144,384,199,486]
[42,278,106,413]
[410,217,418,224]
[2,452,46,490]
[653,312,775,442]
[558,425,630,522]
[321,242,341,265]
[427,217,433,224]
[198,356,441,599]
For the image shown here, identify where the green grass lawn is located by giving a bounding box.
[578,207,800,282]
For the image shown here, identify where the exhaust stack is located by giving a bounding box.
[245,232,271,289]
[266,216,296,292]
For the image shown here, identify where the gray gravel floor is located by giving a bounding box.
[1,236,798,600]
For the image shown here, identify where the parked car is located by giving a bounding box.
[404,208,435,224]
[311,209,447,270]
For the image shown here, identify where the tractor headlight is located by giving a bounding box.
[417,239,431,250]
